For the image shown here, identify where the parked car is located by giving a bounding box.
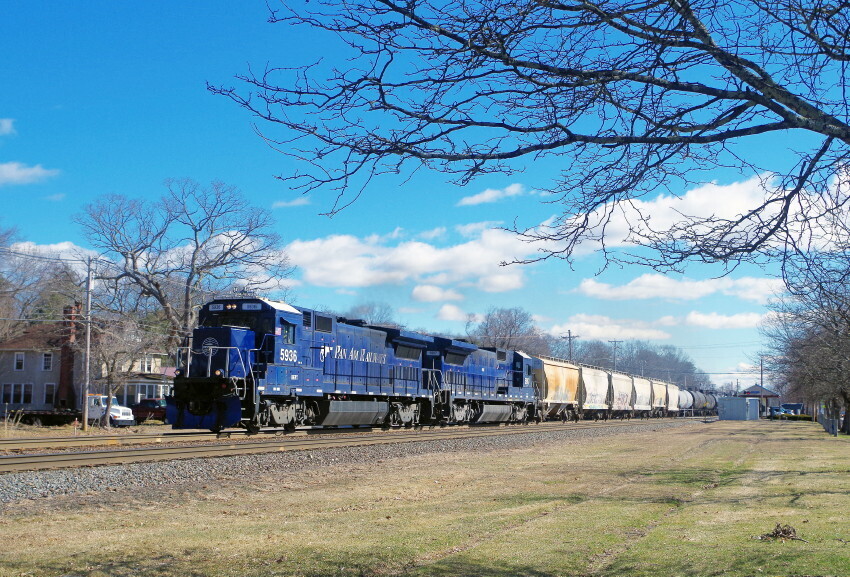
[131,398,168,423]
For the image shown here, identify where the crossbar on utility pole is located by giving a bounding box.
[562,330,580,362]
[608,340,623,372]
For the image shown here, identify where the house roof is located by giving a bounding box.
[0,323,68,351]
[740,384,779,397]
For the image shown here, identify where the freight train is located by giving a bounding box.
[166,297,717,432]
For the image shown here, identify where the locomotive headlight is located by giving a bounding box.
[214,369,223,377]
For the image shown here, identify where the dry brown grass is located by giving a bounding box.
[1,420,848,577]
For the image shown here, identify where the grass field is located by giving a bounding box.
[1,420,849,577]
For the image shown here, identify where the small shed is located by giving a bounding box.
[717,396,760,420]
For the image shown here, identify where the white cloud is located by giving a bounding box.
[46,193,66,202]
[272,196,310,208]
[0,161,60,186]
[418,227,446,240]
[437,304,472,322]
[455,221,502,237]
[531,174,778,256]
[412,284,464,302]
[0,119,15,136]
[286,226,534,293]
[685,311,765,329]
[457,183,526,206]
[549,314,671,341]
[577,274,783,305]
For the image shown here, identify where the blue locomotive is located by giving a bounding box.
[166,297,540,432]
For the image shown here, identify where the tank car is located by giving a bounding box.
[678,389,694,415]
[704,393,717,416]
[691,390,708,416]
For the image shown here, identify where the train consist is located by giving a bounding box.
[166,297,718,432]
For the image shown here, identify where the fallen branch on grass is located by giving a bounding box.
[756,524,809,543]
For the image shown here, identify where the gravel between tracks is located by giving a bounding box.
[0,420,701,506]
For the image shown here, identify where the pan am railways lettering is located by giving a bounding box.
[318,345,388,364]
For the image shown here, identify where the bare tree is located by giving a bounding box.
[0,238,82,342]
[212,0,850,270]
[89,314,161,428]
[467,307,551,355]
[343,301,400,327]
[570,339,712,386]
[75,179,293,349]
[764,244,850,432]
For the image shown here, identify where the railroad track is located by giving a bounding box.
[0,426,367,452]
[0,419,688,473]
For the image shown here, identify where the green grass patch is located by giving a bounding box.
[1,421,848,577]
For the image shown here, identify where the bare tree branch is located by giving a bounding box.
[212,0,850,268]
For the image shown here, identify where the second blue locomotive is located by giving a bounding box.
[167,297,539,431]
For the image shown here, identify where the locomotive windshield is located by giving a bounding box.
[200,311,274,336]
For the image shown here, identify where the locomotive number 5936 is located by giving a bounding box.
[279,348,299,363]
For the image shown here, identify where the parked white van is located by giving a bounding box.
[87,395,136,427]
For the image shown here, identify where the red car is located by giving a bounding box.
[131,398,167,422]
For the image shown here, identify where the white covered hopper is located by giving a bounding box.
[633,377,652,411]
[580,367,610,410]
[610,372,632,412]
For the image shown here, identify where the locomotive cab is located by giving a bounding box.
[167,298,299,431]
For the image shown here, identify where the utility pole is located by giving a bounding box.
[82,256,92,432]
[562,330,579,362]
[760,356,764,389]
[608,340,622,372]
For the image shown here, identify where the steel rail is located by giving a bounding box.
[0,427,366,451]
[0,420,678,473]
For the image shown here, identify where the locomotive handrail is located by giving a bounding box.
[177,345,251,391]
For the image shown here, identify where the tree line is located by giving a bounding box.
[0,179,292,411]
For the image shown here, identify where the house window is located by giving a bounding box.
[1,384,10,404]
[42,353,53,371]
[44,383,56,405]
[13,352,24,371]
[12,384,22,404]
[141,356,153,373]
[23,384,32,404]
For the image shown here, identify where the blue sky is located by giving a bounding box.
[1,1,785,388]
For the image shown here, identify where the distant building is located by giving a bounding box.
[740,384,780,414]
[0,310,83,412]
[97,352,172,405]
[0,306,173,415]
